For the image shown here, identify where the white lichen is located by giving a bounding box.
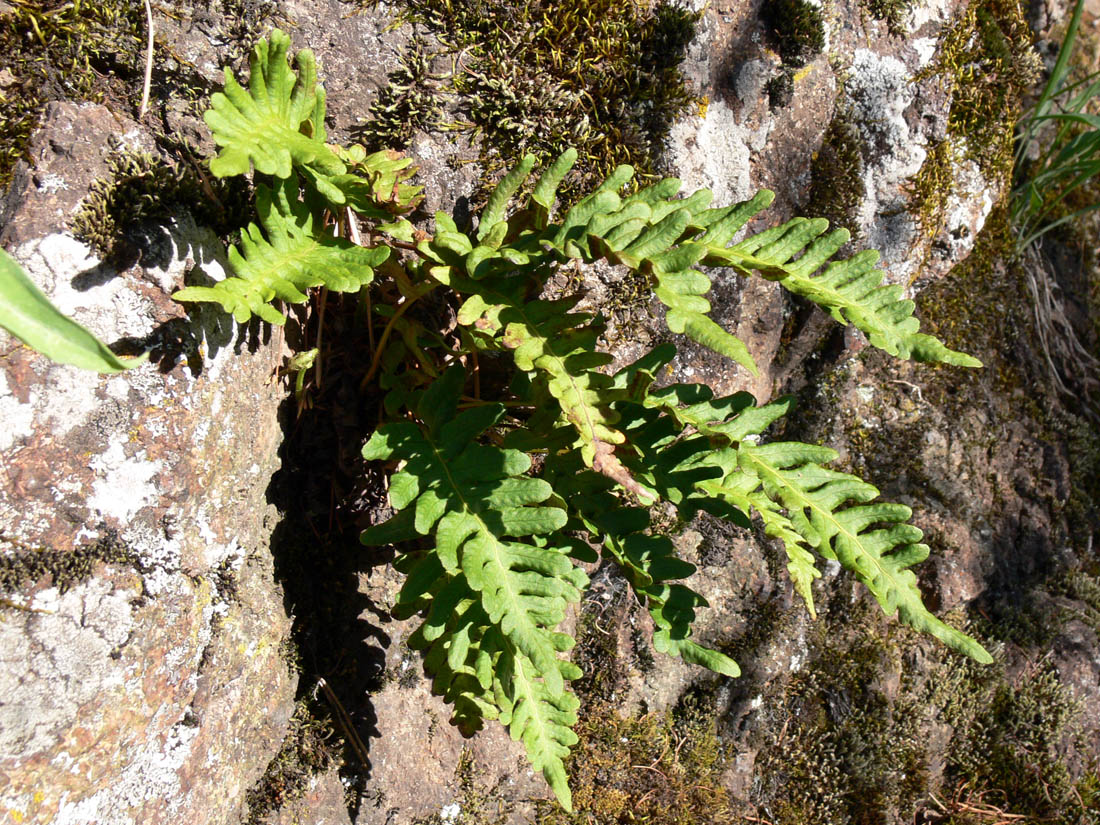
[668,98,754,209]
[86,435,163,525]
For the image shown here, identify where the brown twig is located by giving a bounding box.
[316,677,371,768]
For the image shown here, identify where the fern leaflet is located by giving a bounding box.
[204,29,344,183]
[174,178,389,323]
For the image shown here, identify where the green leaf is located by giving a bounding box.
[705,219,983,368]
[479,154,536,242]
[204,29,345,182]
[708,438,992,663]
[174,177,389,323]
[530,149,579,228]
[0,249,145,373]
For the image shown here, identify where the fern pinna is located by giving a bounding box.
[178,31,993,810]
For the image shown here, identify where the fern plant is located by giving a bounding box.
[176,30,992,810]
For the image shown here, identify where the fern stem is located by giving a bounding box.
[360,291,428,389]
[314,288,327,391]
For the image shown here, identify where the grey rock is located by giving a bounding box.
[0,100,295,824]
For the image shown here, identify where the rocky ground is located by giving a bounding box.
[0,0,1097,823]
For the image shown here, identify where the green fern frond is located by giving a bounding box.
[547,458,740,678]
[489,152,978,371]
[190,32,997,814]
[328,146,425,218]
[453,285,652,497]
[497,649,581,811]
[361,368,588,807]
[737,441,990,661]
[361,368,585,695]
[204,28,344,182]
[174,177,389,323]
[703,218,983,367]
[693,435,992,662]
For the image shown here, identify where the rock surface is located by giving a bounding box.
[0,102,295,824]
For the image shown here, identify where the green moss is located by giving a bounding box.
[906,139,958,255]
[535,693,734,824]
[0,0,145,187]
[916,0,1040,178]
[752,611,927,825]
[762,0,825,69]
[903,0,1040,260]
[362,0,702,198]
[805,112,866,237]
[929,650,1093,824]
[864,0,912,36]
[70,148,249,259]
[356,42,443,152]
[749,602,1095,825]
[244,698,341,825]
[765,70,794,111]
[0,529,136,596]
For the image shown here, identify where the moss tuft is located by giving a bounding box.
[0,0,145,187]
[0,529,136,595]
[916,0,1040,178]
[748,599,1095,825]
[535,693,735,824]
[70,148,251,259]
[356,42,443,153]
[805,112,866,237]
[361,0,702,199]
[762,0,825,69]
[244,698,341,825]
[765,70,794,111]
[929,649,1092,824]
[864,0,913,36]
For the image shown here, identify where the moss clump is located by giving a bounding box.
[0,530,136,596]
[928,647,1094,825]
[362,0,702,198]
[534,694,734,824]
[356,43,443,152]
[918,0,1040,178]
[905,0,1040,250]
[747,598,1095,825]
[906,138,957,250]
[70,148,249,259]
[806,113,866,237]
[752,614,927,825]
[864,0,912,36]
[765,70,794,111]
[0,0,145,187]
[244,698,341,825]
[762,0,825,69]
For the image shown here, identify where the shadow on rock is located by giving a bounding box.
[262,289,395,821]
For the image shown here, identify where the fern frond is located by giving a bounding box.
[456,151,979,371]
[547,457,741,678]
[328,146,425,218]
[454,286,652,497]
[692,431,992,662]
[204,29,345,182]
[703,218,983,367]
[737,441,990,661]
[361,367,585,696]
[362,368,588,807]
[174,178,389,323]
[497,648,581,811]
